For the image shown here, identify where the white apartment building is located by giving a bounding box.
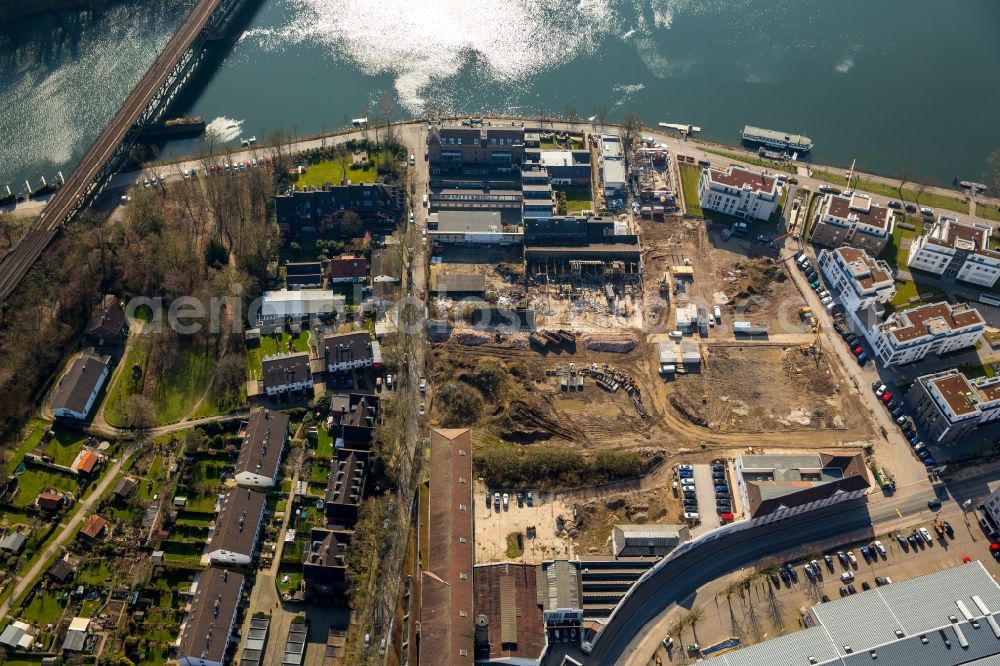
[907,216,1000,287]
[867,301,985,367]
[906,369,1000,444]
[697,166,780,222]
[818,246,896,313]
[258,289,346,322]
[809,193,894,255]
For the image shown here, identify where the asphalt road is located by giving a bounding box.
[586,487,938,664]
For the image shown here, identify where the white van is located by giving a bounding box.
[669,330,683,339]
[713,306,722,322]
[683,512,700,521]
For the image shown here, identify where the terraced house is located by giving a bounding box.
[866,301,985,367]
[907,216,1000,287]
[809,192,894,255]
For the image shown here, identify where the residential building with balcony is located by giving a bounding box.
[206,488,266,567]
[697,166,780,222]
[906,369,1000,444]
[175,568,245,666]
[867,301,985,367]
[261,352,313,399]
[427,125,524,177]
[234,409,289,488]
[907,216,1000,287]
[817,246,896,313]
[274,183,403,235]
[809,193,894,255]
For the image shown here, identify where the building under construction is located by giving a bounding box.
[523,215,641,282]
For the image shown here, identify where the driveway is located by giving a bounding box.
[783,242,928,487]
[691,464,720,535]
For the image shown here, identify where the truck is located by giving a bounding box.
[713,306,722,322]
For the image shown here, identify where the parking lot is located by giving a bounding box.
[674,462,735,536]
[473,483,576,564]
[646,505,1000,664]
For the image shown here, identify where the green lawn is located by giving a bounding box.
[104,337,152,427]
[40,427,89,467]
[13,465,80,507]
[539,137,584,151]
[555,187,593,214]
[20,588,67,626]
[315,422,334,458]
[811,170,969,214]
[152,343,218,424]
[978,202,1000,223]
[701,148,797,173]
[277,563,303,594]
[296,154,381,188]
[247,331,310,381]
[679,164,704,218]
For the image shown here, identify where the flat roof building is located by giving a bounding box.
[207,488,266,566]
[818,246,896,314]
[234,409,289,488]
[430,273,487,296]
[908,216,1000,287]
[427,210,524,245]
[706,561,1000,666]
[259,289,345,322]
[810,193,895,255]
[734,452,870,519]
[420,428,476,666]
[51,350,111,420]
[697,166,780,222]
[906,369,1000,445]
[868,301,985,367]
[538,560,583,630]
[176,567,245,666]
[285,261,323,289]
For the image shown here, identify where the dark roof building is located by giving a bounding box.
[261,352,314,398]
[324,448,368,529]
[275,183,403,235]
[420,428,475,666]
[51,350,112,420]
[328,393,380,449]
[234,409,289,488]
[86,295,129,345]
[302,528,352,602]
[176,567,245,666]
[326,255,368,283]
[473,563,547,664]
[46,558,74,583]
[323,332,379,372]
[207,488,266,566]
[285,262,323,289]
[0,532,26,554]
[735,452,870,519]
[112,477,137,500]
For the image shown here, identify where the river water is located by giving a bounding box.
[3,0,1000,191]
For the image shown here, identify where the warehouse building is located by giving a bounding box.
[706,561,1000,665]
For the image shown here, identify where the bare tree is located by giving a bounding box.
[896,168,912,201]
[123,395,156,431]
[622,111,643,167]
[378,91,399,146]
[594,105,610,131]
[564,105,579,125]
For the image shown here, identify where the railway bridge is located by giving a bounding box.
[0,0,244,303]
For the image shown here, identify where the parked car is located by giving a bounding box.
[897,533,908,548]
[502,493,509,509]
[837,551,848,566]
[841,570,854,582]
[677,464,694,471]
[526,492,533,506]
[919,527,932,543]
[860,545,872,561]
[874,384,886,396]
[862,581,871,591]
[679,469,694,479]
[683,512,700,521]
[824,554,834,569]
[943,521,954,537]
[847,583,857,594]
[875,576,889,586]
[887,200,902,209]
[857,353,868,366]
[493,492,501,509]
[714,485,729,494]
[904,203,917,213]
[874,540,886,557]
[847,550,858,565]
[839,586,849,597]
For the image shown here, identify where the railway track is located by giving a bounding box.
[0,0,223,303]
